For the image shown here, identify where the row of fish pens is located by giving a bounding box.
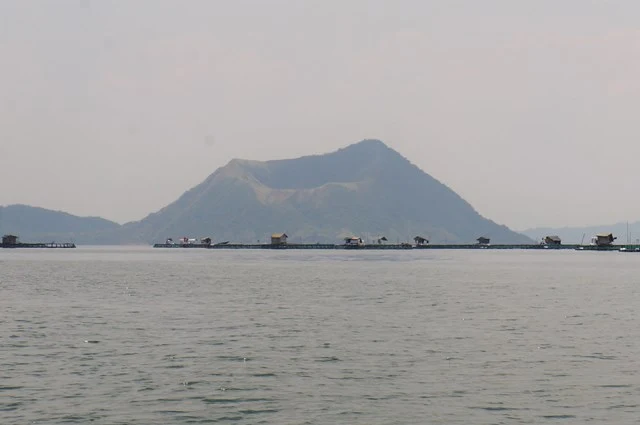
[207,243,412,249]
[204,243,585,250]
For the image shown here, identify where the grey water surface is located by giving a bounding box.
[2,247,640,424]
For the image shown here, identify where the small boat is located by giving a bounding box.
[619,246,640,252]
[617,223,639,252]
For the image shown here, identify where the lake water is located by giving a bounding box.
[2,247,640,424]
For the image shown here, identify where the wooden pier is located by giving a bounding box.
[153,242,636,251]
[1,234,75,249]
[153,243,211,248]
[414,244,580,250]
[1,242,76,249]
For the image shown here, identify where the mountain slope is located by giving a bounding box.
[125,139,532,244]
[0,204,122,244]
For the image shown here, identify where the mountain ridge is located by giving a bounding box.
[121,139,532,244]
[2,140,533,245]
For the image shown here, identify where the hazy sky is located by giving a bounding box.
[1,1,639,230]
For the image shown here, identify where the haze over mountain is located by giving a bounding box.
[0,205,121,244]
[122,140,531,244]
[3,2,640,230]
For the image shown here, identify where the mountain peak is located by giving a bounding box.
[2,139,532,245]
[339,139,392,154]
[351,139,388,148]
[122,139,531,244]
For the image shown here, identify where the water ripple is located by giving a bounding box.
[2,248,640,424]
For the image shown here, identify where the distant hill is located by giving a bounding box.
[521,222,640,245]
[0,204,121,244]
[123,139,532,244]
